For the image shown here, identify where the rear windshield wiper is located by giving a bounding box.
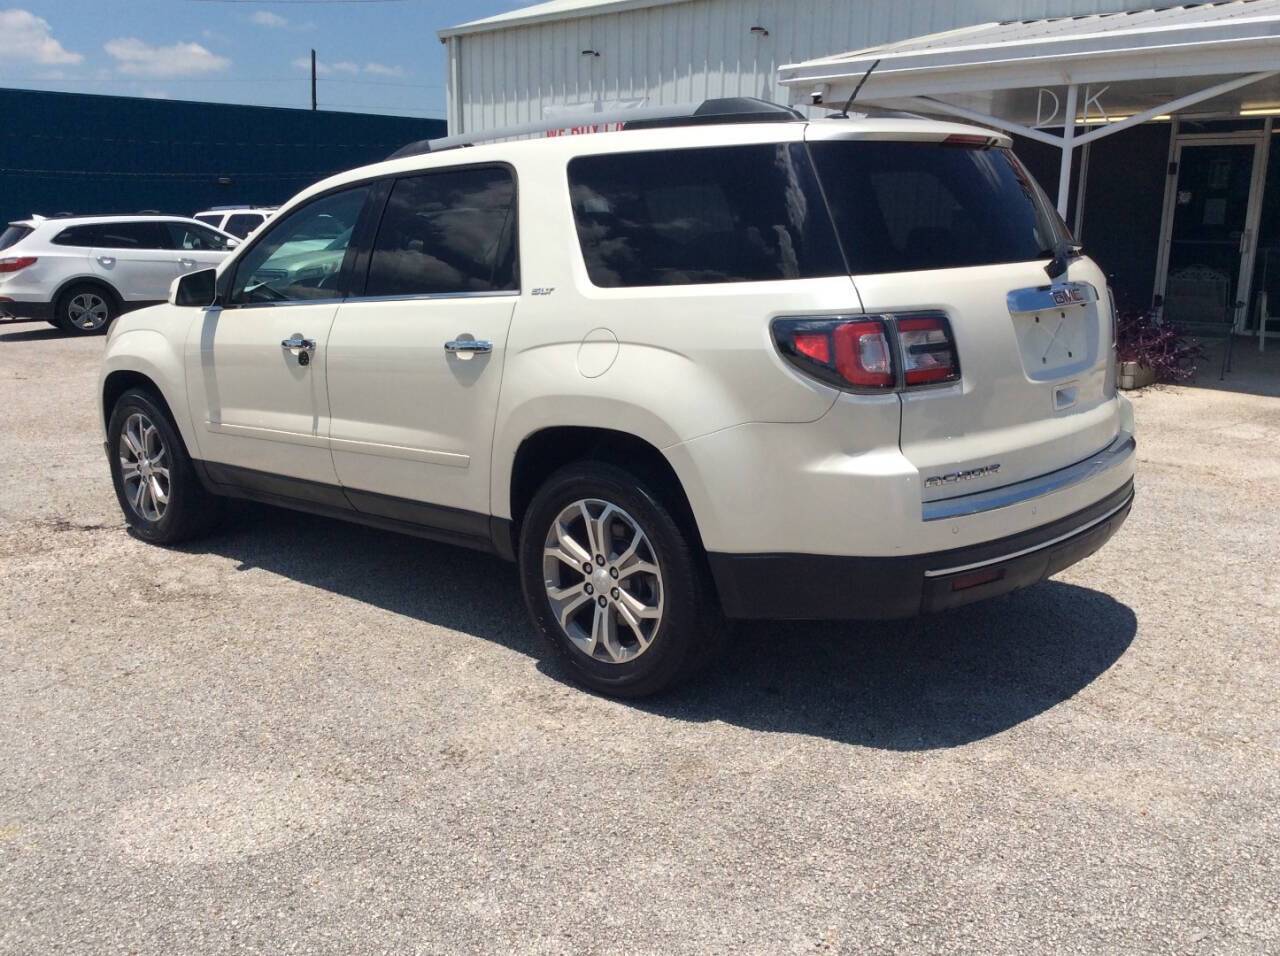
[1043,239,1083,280]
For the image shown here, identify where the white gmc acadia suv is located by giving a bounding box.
[99,99,1136,697]
[1,214,237,333]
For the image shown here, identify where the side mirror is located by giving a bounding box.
[170,268,218,307]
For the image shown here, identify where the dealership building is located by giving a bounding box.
[440,0,1280,339]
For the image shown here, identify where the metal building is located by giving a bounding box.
[0,88,444,227]
[438,0,1161,134]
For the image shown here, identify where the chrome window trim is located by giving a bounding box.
[221,297,348,311]
[922,430,1134,523]
[1006,281,1099,316]
[348,290,522,304]
[924,492,1133,579]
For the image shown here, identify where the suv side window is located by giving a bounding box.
[567,143,844,287]
[363,166,518,297]
[224,213,263,238]
[229,185,371,305]
[95,222,169,250]
[52,225,102,247]
[194,214,223,229]
[166,222,234,251]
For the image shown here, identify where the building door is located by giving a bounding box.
[1155,133,1268,332]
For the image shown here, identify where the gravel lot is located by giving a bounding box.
[1,322,1277,954]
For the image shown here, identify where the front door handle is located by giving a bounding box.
[444,339,492,353]
[97,255,115,267]
[179,257,196,268]
[281,335,316,351]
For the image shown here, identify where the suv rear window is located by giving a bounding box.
[0,225,31,251]
[807,141,1070,275]
[568,144,844,287]
[224,214,263,238]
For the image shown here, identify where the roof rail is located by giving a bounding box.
[386,97,804,160]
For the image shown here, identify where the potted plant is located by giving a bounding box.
[1115,310,1200,389]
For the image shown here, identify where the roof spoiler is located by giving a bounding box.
[386,97,804,160]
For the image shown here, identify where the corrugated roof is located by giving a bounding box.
[810,0,1280,62]
[779,0,1280,101]
[439,0,688,39]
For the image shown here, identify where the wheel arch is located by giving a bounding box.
[507,425,706,554]
[100,335,199,461]
[53,275,124,314]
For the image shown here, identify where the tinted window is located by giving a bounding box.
[166,222,233,251]
[53,225,102,247]
[808,141,1070,274]
[568,143,843,287]
[0,225,32,250]
[194,214,222,228]
[230,186,370,304]
[94,222,170,249]
[224,214,264,238]
[365,166,518,297]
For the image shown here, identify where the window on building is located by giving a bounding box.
[229,185,370,304]
[567,143,844,287]
[364,166,518,297]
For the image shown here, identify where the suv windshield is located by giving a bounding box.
[0,225,32,251]
[807,140,1071,275]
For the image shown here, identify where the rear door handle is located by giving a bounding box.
[281,335,316,351]
[179,257,197,268]
[444,339,492,353]
[97,256,115,267]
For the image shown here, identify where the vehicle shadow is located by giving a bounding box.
[194,502,1137,751]
[0,325,66,342]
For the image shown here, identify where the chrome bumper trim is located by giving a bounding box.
[924,491,1133,579]
[922,431,1135,522]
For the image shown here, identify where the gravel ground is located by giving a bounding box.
[1,322,1277,954]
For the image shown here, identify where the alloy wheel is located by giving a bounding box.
[67,292,110,331]
[542,498,665,664]
[119,412,170,522]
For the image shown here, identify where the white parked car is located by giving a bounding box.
[193,207,276,239]
[99,99,1135,696]
[0,214,237,334]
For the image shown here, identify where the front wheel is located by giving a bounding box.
[518,461,722,697]
[107,388,220,544]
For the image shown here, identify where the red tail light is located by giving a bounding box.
[774,312,959,392]
[0,256,36,273]
[774,317,894,391]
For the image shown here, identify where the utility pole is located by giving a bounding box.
[310,49,317,111]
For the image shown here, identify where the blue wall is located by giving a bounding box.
[0,88,443,225]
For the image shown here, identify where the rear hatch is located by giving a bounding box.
[806,133,1119,500]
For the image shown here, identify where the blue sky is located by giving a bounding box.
[0,1,529,119]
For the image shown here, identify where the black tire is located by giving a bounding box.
[107,387,221,544]
[518,460,724,697]
[55,283,118,335]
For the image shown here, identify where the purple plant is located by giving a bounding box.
[1116,310,1202,382]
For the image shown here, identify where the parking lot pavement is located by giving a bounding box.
[0,320,1276,954]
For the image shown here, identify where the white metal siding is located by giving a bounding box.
[446,0,1166,133]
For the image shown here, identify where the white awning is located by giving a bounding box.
[778,0,1280,216]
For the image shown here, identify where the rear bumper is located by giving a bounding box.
[708,479,1133,620]
[0,299,51,320]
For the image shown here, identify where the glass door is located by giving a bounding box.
[1156,136,1266,332]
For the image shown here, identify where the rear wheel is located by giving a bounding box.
[107,388,220,544]
[518,461,722,697]
[56,283,117,335]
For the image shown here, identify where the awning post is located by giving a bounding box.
[1056,84,1078,219]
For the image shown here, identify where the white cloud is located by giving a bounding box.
[105,37,231,77]
[249,10,287,29]
[363,62,404,78]
[292,56,405,79]
[0,9,83,65]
